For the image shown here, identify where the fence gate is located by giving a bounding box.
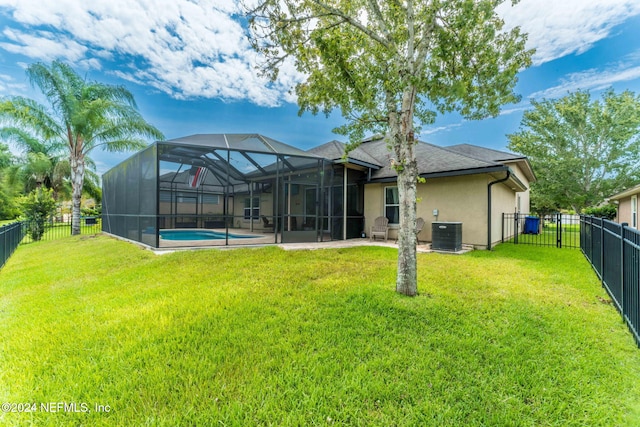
[502,212,580,248]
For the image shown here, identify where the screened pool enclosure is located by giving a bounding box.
[102,134,365,248]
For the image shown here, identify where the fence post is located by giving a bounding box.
[501,212,505,243]
[1,224,5,267]
[590,216,594,262]
[514,212,519,244]
[600,217,605,283]
[619,222,624,317]
[556,213,562,248]
[580,215,584,252]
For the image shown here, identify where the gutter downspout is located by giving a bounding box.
[487,170,511,250]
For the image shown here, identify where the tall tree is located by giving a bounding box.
[508,89,640,213]
[0,61,164,234]
[1,127,66,196]
[248,0,532,295]
[0,143,20,219]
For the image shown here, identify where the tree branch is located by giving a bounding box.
[307,0,391,48]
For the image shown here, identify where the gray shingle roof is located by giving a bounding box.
[308,140,382,168]
[311,137,505,180]
[361,139,500,179]
[445,144,525,163]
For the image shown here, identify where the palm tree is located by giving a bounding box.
[0,61,164,234]
[0,143,21,219]
[0,127,71,196]
[3,127,103,211]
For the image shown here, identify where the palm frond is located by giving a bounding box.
[0,97,65,140]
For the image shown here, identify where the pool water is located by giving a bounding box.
[160,229,260,241]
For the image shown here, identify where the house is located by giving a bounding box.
[102,134,534,249]
[310,137,534,249]
[609,184,640,229]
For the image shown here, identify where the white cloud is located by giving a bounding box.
[529,52,640,99]
[1,0,639,107]
[498,105,531,116]
[0,70,27,96]
[0,28,90,63]
[421,122,464,135]
[0,0,303,106]
[498,0,640,65]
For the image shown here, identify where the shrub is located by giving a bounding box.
[81,204,101,216]
[583,204,617,220]
[21,188,57,241]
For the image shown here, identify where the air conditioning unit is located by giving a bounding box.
[432,222,462,251]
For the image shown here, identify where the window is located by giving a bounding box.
[244,197,260,220]
[159,191,219,204]
[201,194,220,204]
[384,186,400,224]
[632,195,638,229]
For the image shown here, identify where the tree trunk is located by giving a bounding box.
[395,149,418,296]
[70,154,85,235]
[388,85,419,296]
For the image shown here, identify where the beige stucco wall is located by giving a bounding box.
[617,198,630,224]
[364,172,530,249]
[490,179,521,245]
[159,201,225,215]
[233,192,275,231]
[615,193,638,229]
[505,162,531,213]
[233,186,307,231]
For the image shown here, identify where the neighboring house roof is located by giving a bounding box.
[310,137,530,190]
[609,183,640,200]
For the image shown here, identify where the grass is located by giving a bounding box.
[21,219,102,243]
[1,236,639,426]
[508,224,581,247]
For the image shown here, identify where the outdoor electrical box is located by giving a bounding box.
[432,209,439,216]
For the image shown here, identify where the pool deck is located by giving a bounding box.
[154,231,473,255]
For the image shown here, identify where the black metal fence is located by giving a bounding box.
[502,212,580,248]
[0,222,24,269]
[0,216,102,269]
[21,216,102,244]
[581,215,640,347]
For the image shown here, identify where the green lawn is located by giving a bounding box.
[508,223,581,247]
[21,219,102,243]
[1,219,102,242]
[1,236,639,426]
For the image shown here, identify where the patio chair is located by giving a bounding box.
[416,217,425,244]
[394,217,426,243]
[261,215,275,232]
[370,216,389,241]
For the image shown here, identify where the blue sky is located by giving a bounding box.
[0,0,640,175]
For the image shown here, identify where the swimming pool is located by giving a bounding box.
[160,229,262,241]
